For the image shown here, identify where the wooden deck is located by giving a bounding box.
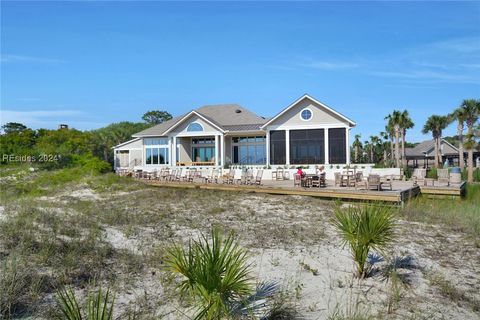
[420,181,467,198]
[144,179,422,205]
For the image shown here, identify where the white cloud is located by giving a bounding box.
[1,54,67,64]
[0,109,104,130]
[299,61,360,70]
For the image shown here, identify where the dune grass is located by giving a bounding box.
[401,184,480,240]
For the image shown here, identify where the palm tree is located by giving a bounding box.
[363,140,371,162]
[399,110,414,167]
[460,99,480,182]
[369,135,381,164]
[353,134,362,163]
[385,111,402,168]
[385,124,395,165]
[380,131,390,165]
[422,115,449,168]
[449,106,467,169]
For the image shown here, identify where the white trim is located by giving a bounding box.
[163,110,226,135]
[220,135,225,168]
[324,128,329,165]
[285,129,290,165]
[186,121,204,132]
[266,123,350,131]
[266,130,270,166]
[214,135,219,166]
[175,131,221,138]
[260,94,356,129]
[299,108,313,122]
[114,147,142,151]
[346,128,350,164]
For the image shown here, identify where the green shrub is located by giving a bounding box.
[331,203,397,278]
[166,228,253,319]
[426,168,437,179]
[71,154,111,174]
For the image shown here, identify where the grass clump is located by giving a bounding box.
[55,286,115,320]
[402,184,480,239]
[166,228,253,319]
[331,203,397,278]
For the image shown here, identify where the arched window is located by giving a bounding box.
[186,122,204,132]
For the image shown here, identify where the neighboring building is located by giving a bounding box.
[405,138,460,168]
[113,94,356,170]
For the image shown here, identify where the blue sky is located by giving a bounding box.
[1,1,479,142]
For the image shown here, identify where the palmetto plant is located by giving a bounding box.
[166,229,253,320]
[56,286,115,320]
[332,204,396,278]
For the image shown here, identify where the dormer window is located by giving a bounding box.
[187,122,204,132]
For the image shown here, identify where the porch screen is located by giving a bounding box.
[328,128,346,164]
[289,129,324,164]
[270,130,286,165]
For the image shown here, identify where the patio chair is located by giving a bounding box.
[168,169,177,181]
[354,172,366,189]
[253,169,263,185]
[380,174,393,190]
[293,173,301,187]
[161,169,170,180]
[334,172,343,187]
[437,169,450,186]
[134,170,143,179]
[205,169,218,184]
[275,168,284,181]
[223,169,235,184]
[319,172,327,188]
[283,170,290,180]
[368,174,381,191]
[174,168,182,182]
[311,175,320,188]
[411,168,426,186]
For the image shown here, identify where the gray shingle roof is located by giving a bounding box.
[195,104,266,126]
[132,115,185,137]
[133,104,267,137]
[222,124,264,132]
[405,139,458,158]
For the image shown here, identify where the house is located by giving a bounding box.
[113,94,356,171]
[405,138,459,168]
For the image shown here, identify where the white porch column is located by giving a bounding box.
[266,130,270,166]
[346,128,350,164]
[214,135,219,167]
[324,128,329,165]
[168,138,172,165]
[220,134,225,168]
[285,129,290,165]
[172,137,177,166]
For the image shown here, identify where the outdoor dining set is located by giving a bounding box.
[291,169,394,191]
[119,167,264,186]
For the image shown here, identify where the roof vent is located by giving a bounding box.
[235,109,242,113]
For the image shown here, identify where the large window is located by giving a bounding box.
[145,138,169,165]
[232,136,266,165]
[329,128,346,164]
[192,137,215,162]
[290,129,324,164]
[270,130,286,165]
